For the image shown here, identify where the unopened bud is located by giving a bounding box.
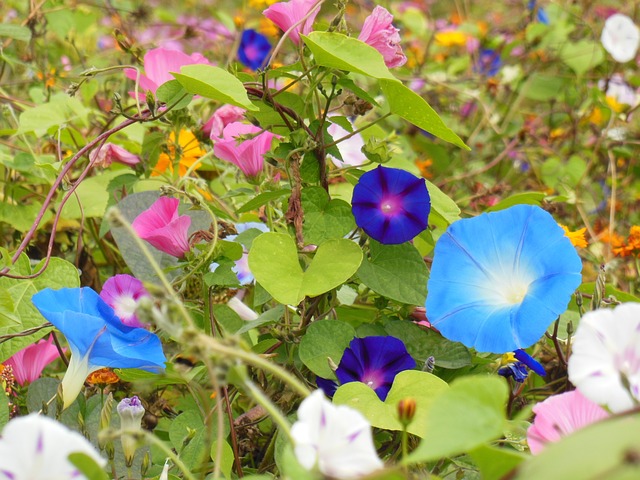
[117,396,145,467]
[397,397,417,426]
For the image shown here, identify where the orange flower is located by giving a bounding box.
[560,225,588,248]
[152,130,206,177]
[86,368,120,385]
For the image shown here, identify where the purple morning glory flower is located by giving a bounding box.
[475,48,501,76]
[498,362,529,383]
[351,166,430,245]
[333,336,416,401]
[238,29,271,71]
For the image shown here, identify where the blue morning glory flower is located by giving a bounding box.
[426,204,582,354]
[321,336,416,401]
[238,29,271,71]
[514,348,546,376]
[32,287,166,409]
[475,49,502,76]
[351,166,430,245]
[528,0,550,25]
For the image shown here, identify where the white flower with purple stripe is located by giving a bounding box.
[568,302,640,412]
[291,390,383,479]
[0,414,106,479]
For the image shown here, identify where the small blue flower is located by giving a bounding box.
[238,29,271,71]
[32,287,166,409]
[514,348,546,376]
[498,362,529,383]
[475,49,501,76]
[426,204,582,354]
[318,336,416,401]
[528,0,550,25]
[351,166,431,245]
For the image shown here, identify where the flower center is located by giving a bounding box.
[115,295,138,320]
[361,370,382,390]
[502,282,529,304]
[380,197,398,215]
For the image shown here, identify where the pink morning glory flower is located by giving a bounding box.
[263,0,321,45]
[568,302,640,412]
[89,142,141,168]
[291,390,383,479]
[213,122,276,178]
[527,390,609,454]
[124,47,210,95]
[358,6,407,69]
[132,197,192,258]
[100,274,150,328]
[3,335,63,386]
[203,104,246,140]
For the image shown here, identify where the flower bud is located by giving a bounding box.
[397,397,416,426]
[117,396,145,467]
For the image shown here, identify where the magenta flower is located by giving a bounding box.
[263,0,321,45]
[132,197,191,258]
[213,122,276,178]
[100,274,150,328]
[358,6,407,69]
[3,335,63,386]
[527,390,609,454]
[203,104,246,140]
[89,143,141,168]
[124,47,210,95]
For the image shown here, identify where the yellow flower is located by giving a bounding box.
[249,0,278,8]
[260,17,281,38]
[560,225,588,248]
[434,30,468,47]
[605,95,625,113]
[152,130,206,177]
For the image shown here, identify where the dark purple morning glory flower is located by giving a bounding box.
[331,336,416,401]
[238,29,271,71]
[475,49,502,77]
[498,362,529,383]
[514,349,546,377]
[351,166,430,245]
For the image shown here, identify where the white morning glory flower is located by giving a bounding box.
[0,414,106,479]
[601,13,640,63]
[291,390,383,479]
[568,303,640,412]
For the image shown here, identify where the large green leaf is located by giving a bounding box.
[301,187,356,245]
[409,376,508,462]
[302,32,396,80]
[380,79,469,150]
[172,64,258,111]
[384,321,472,369]
[17,93,89,136]
[0,255,80,362]
[426,179,461,226]
[298,320,355,378]
[0,24,32,42]
[469,445,527,480]
[248,233,362,305]
[560,40,604,76]
[357,241,428,305]
[511,415,640,480]
[333,370,448,437]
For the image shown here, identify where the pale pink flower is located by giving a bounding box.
[358,6,407,69]
[263,0,321,45]
[327,121,366,168]
[132,197,191,258]
[3,335,63,386]
[213,122,276,178]
[527,390,609,454]
[90,143,141,167]
[100,274,150,328]
[601,13,640,63]
[203,104,246,139]
[124,47,210,95]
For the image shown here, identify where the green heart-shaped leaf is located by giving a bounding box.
[248,233,362,305]
[333,370,449,437]
[302,187,356,245]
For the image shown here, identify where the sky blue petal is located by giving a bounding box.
[426,205,582,353]
[89,328,166,371]
[32,288,107,325]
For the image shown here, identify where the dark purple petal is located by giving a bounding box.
[352,166,430,244]
[316,376,339,398]
[498,362,529,383]
[336,336,416,400]
[238,29,271,71]
[514,349,546,377]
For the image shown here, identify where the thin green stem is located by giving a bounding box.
[242,377,292,442]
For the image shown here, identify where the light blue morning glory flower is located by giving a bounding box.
[426,204,582,353]
[32,287,166,409]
